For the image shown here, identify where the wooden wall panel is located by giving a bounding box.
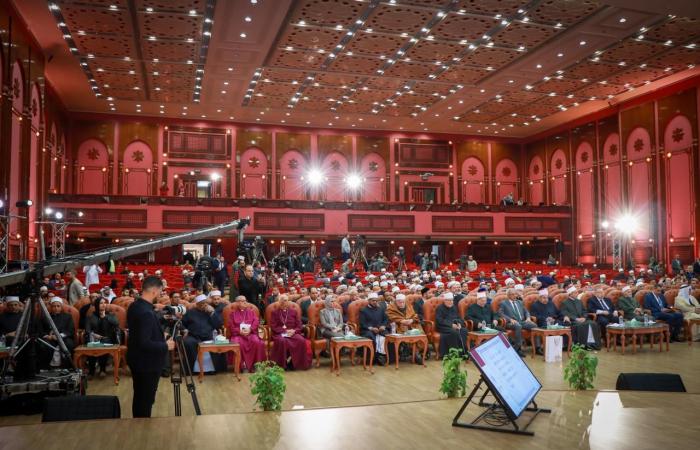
[348,214,415,233]
[69,208,147,228]
[432,216,494,233]
[163,210,238,229]
[254,212,324,231]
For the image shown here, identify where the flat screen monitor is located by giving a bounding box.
[469,333,542,419]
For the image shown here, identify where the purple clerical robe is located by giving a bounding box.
[229,307,267,372]
[270,306,311,370]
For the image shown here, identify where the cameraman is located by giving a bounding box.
[127,276,174,418]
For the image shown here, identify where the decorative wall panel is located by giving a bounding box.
[254,212,324,231]
[70,208,147,228]
[348,214,414,233]
[165,127,230,160]
[432,216,494,233]
[505,218,563,233]
[163,210,238,230]
[396,140,451,168]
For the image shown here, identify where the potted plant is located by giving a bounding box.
[250,361,286,411]
[439,348,468,398]
[564,344,598,390]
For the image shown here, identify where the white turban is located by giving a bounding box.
[622,286,631,293]
[505,278,515,285]
[514,284,524,290]
[391,286,400,293]
[372,281,379,287]
[395,294,406,301]
[367,292,378,299]
[566,286,577,295]
[442,292,454,300]
[50,297,64,304]
[4,296,20,303]
[538,288,548,297]
[476,291,486,299]
[195,294,208,303]
[209,290,222,297]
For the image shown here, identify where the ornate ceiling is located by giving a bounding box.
[14,0,700,137]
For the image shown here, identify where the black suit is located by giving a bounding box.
[586,296,617,329]
[127,297,168,418]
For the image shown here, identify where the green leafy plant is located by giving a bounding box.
[250,361,286,411]
[439,348,468,398]
[564,344,598,390]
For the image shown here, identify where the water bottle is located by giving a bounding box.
[212,329,219,341]
[391,322,397,334]
[116,330,121,346]
[89,331,95,343]
[343,324,349,336]
[643,313,649,326]
[618,316,624,326]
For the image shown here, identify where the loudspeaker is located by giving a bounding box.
[615,373,686,392]
[42,395,121,422]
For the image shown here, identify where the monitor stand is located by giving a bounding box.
[452,376,551,436]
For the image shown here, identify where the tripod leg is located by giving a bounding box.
[37,297,75,368]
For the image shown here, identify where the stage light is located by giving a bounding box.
[306,169,324,186]
[345,173,362,190]
[55,212,64,220]
[601,220,609,229]
[210,173,221,181]
[614,214,637,234]
[78,211,84,217]
[45,207,54,215]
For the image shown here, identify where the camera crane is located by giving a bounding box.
[0,217,250,406]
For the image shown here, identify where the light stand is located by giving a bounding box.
[0,213,25,274]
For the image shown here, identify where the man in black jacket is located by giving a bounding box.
[237,264,266,316]
[127,276,174,418]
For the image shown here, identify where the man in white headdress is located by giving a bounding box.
[674,284,700,341]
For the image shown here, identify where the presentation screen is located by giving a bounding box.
[469,333,542,419]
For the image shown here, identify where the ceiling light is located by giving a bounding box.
[536,63,542,69]
[240,32,247,38]
[579,40,586,46]
[189,9,196,15]
[619,17,626,23]
[557,52,563,57]
[228,67,233,71]
[109,5,118,10]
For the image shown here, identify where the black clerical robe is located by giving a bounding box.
[435,304,467,356]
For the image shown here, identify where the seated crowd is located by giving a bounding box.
[1,255,700,378]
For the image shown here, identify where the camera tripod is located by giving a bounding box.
[351,245,369,271]
[1,272,75,381]
[170,320,201,416]
[251,246,267,266]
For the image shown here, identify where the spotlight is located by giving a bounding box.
[45,207,54,215]
[345,173,362,190]
[614,214,636,234]
[16,200,33,207]
[601,220,609,229]
[78,211,84,217]
[210,173,221,181]
[55,212,64,220]
[306,169,324,186]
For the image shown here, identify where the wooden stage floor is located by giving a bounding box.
[1,343,699,449]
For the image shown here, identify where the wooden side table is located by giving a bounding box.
[383,334,428,369]
[466,331,498,350]
[73,345,126,385]
[630,324,669,354]
[530,327,572,360]
[197,343,241,382]
[330,337,374,376]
